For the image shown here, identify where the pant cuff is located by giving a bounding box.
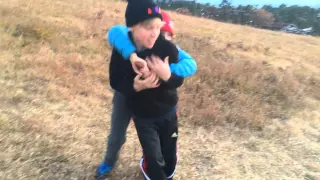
[139,157,176,180]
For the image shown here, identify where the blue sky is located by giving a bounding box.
[198,0,320,7]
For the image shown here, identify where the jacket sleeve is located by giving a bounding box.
[161,43,184,89]
[107,25,136,60]
[162,73,184,89]
[169,46,197,77]
[109,49,136,96]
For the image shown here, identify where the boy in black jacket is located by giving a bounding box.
[109,0,183,179]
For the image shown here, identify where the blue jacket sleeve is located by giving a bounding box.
[107,25,137,60]
[169,46,197,78]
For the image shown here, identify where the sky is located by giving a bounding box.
[198,0,320,7]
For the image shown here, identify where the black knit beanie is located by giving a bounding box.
[125,0,163,27]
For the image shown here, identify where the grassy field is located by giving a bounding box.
[1,0,320,179]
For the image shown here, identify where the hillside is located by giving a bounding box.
[1,0,320,179]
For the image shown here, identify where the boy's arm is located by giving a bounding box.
[109,50,136,96]
[162,73,184,88]
[161,44,184,89]
[107,25,148,75]
[169,46,197,77]
[107,25,136,60]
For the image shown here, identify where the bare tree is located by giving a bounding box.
[251,9,275,27]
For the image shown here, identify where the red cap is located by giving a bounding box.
[161,11,174,35]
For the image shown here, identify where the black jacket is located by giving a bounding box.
[109,33,184,118]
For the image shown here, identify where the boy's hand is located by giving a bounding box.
[130,53,149,76]
[133,72,160,92]
[147,56,171,81]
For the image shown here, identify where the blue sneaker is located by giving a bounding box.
[95,162,113,180]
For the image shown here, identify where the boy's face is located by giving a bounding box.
[131,18,162,49]
[161,31,173,41]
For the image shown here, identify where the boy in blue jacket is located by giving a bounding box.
[96,7,196,180]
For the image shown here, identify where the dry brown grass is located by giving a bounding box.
[1,0,320,179]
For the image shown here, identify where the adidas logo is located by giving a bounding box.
[171,132,178,138]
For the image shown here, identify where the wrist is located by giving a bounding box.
[129,53,138,62]
[134,83,142,92]
[162,72,171,82]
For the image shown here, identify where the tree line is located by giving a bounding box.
[156,0,320,35]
